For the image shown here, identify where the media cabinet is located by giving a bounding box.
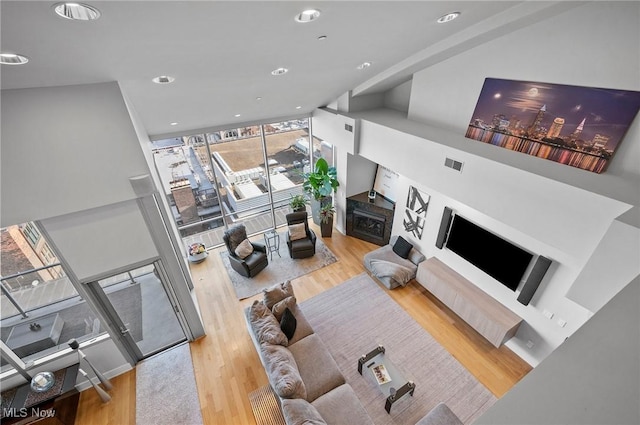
[416,257,522,347]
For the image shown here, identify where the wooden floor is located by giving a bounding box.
[75,223,531,424]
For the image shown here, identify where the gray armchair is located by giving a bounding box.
[285,211,316,259]
[223,225,268,277]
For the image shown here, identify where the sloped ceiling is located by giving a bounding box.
[0,1,576,138]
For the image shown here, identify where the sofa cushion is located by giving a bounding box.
[408,247,426,266]
[261,344,307,400]
[272,295,297,321]
[288,334,345,402]
[415,402,463,425]
[264,280,294,310]
[235,238,254,259]
[249,300,288,346]
[312,384,373,425]
[288,223,307,241]
[286,304,314,346]
[281,398,327,425]
[392,236,413,259]
[280,308,297,341]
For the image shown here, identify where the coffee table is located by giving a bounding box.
[358,345,415,413]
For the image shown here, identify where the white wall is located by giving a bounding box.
[312,109,359,234]
[345,153,377,197]
[476,276,640,425]
[566,218,640,312]
[408,1,640,186]
[0,82,150,227]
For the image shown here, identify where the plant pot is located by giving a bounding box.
[320,218,333,237]
[311,196,332,225]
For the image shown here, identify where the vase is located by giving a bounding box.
[188,252,207,263]
[320,218,333,237]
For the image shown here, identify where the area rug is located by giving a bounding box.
[248,385,286,425]
[136,343,203,425]
[299,273,496,425]
[220,235,337,300]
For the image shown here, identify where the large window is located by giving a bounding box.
[152,117,334,249]
[1,224,101,372]
[1,223,187,375]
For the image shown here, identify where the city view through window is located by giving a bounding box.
[152,117,334,250]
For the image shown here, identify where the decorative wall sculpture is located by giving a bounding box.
[466,78,640,173]
[403,186,429,240]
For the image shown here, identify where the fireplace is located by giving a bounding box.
[346,191,395,246]
[353,210,386,243]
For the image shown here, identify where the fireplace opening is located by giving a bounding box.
[353,209,386,242]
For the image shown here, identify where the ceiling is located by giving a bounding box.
[2,1,570,139]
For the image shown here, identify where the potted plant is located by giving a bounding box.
[318,203,335,237]
[289,194,309,212]
[187,242,207,263]
[302,157,339,224]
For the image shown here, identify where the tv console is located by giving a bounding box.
[416,257,522,347]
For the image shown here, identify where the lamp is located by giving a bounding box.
[68,338,113,401]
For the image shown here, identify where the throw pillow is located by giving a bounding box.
[263,280,295,310]
[261,344,307,400]
[282,398,327,425]
[280,307,297,340]
[249,300,289,346]
[272,296,297,321]
[392,236,413,259]
[288,223,307,241]
[235,238,254,259]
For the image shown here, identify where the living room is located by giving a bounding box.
[1,1,638,424]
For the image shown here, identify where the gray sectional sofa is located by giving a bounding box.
[245,280,464,425]
[245,280,373,425]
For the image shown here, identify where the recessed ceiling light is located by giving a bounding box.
[152,75,175,84]
[256,97,263,101]
[296,106,302,110]
[234,114,242,118]
[170,122,178,126]
[356,62,371,70]
[53,2,101,21]
[271,67,289,76]
[0,53,29,65]
[437,12,460,23]
[295,9,321,23]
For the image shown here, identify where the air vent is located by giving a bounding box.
[344,124,353,132]
[444,157,464,172]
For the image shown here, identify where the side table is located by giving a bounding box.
[1,363,80,425]
[263,230,281,260]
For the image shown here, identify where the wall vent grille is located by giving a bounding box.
[444,157,464,172]
[344,123,353,132]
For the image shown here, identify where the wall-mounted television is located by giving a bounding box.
[445,214,532,291]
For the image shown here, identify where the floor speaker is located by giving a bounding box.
[517,256,552,306]
[435,207,453,249]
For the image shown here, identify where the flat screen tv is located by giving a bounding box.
[445,215,532,291]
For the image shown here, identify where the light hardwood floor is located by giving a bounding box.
[74,223,531,424]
